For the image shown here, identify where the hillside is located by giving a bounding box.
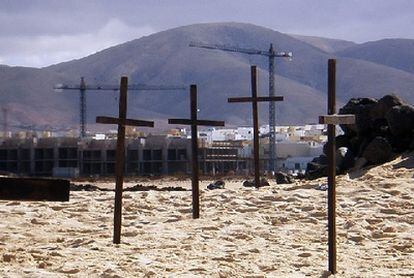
[1,23,414,132]
[290,34,356,53]
[336,38,414,74]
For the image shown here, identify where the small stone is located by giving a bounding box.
[352,157,367,171]
[207,180,225,190]
[298,252,312,257]
[275,172,294,184]
[3,253,15,262]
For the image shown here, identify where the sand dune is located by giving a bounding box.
[1,153,413,277]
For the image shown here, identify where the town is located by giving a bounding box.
[0,124,325,177]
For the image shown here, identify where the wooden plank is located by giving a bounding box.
[256,96,284,102]
[168,118,192,125]
[0,177,70,201]
[168,119,224,127]
[96,116,154,127]
[319,114,355,125]
[228,96,284,103]
[195,120,225,127]
[96,116,120,125]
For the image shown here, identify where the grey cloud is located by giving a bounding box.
[0,0,413,67]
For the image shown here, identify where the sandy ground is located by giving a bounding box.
[1,153,413,277]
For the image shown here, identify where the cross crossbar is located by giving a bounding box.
[168,119,224,127]
[228,96,284,103]
[168,84,224,219]
[96,116,154,127]
[319,114,355,125]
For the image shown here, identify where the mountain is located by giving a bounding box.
[1,22,414,133]
[336,38,414,74]
[290,34,356,53]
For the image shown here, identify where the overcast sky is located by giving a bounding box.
[1,0,413,68]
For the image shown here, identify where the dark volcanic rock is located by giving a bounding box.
[242,178,270,187]
[125,184,187,191]
[305,94,413,180]
[370,94,404,120]
[275,172,294,184]
[243,180,255,187]
[70,183,112,191]
[339,97,377,136]
[385,104,414,137]
[312,154,328,165]
[371,118,391,137]
[260,178,270,187]
[207,180,225,190]
[362,137,393,164]
[305,162,328,180]
[336,147,355,173]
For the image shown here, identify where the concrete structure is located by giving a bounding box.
[0,124,326,177]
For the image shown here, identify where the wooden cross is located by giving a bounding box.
[96,76,154,244]
[228,65,283,188]
[168,85,224,219]
[318,59,355,274]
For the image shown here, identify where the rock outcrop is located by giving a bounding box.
[306,94,414,179]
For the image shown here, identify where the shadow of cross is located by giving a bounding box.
[96,76,154,244]
[228,65,283,188]
[168,85,225,219]
[318,59,355,275]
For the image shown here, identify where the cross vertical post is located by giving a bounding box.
[327,59,337,274]
[113,76,127,245]
[168,85,225,219]
[251,66,260,189]
[190,85,200,219]
[319,59,355,274]
[228,65,284,188]
[96,76,154,244]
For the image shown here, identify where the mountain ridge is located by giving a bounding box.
[0,22,413,133]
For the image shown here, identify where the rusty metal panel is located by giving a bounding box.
[0,177,70,201]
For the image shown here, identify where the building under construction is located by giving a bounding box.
[0,135,251,177]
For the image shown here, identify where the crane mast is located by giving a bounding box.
[189,41,292,172]
[55,78,186,138]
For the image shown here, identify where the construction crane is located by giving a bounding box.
[2,106,8,138]
[54,77,186,138]
[189,41,292,172]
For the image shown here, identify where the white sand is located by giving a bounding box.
[1,153,413,277]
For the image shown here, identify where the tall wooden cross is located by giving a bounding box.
[318,59,355,274]
[228,65,283,188]
[168,85,225,219]
[96,76,154,244]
